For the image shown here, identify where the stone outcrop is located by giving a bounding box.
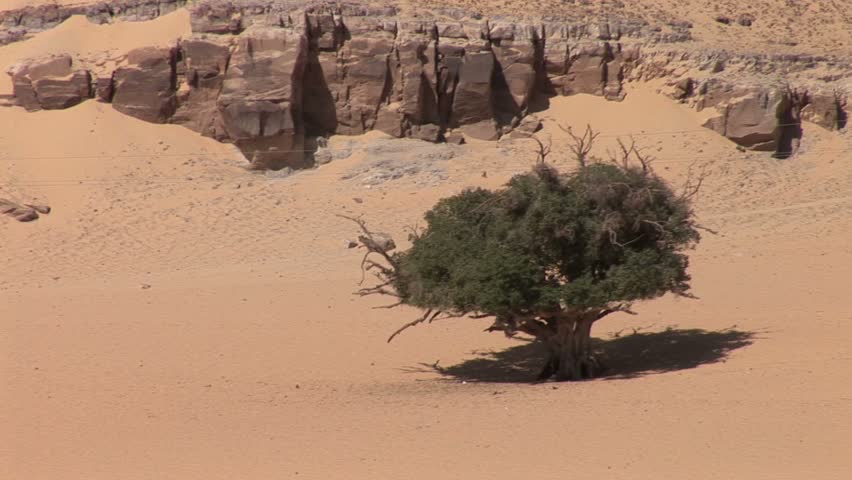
[0,0,189,45]
[1,199,50,223]
[112,47,178,123]
[4,0,850,168]
[799,90,848,131]
[701,87,793,153]
[642,47,851,156]
[171,35,232,138]
[7,55,92,111]
[216,27,308,169]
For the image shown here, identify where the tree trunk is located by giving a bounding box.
[539,316,597,381]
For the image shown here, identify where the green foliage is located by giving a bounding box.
[392,162,700,317]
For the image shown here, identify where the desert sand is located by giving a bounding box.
[2,6,852,480]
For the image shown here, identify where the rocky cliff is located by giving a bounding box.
[4,0,850,169]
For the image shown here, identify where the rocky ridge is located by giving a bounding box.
[3,0,850,169]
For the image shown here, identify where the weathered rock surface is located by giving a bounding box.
[799,90,848,131]
[1,199,50,223]
[4,0,850,167]
[216,27,308,170]
[112,47,177,123]
[700,86,790,150]
[8,55,92,111]
[170,36,231,137]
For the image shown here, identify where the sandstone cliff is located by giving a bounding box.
[3,0,850,169]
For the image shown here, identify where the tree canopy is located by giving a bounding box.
[350,132,703,381]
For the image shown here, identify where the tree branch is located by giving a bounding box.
[388,309,441,343]
[373,301,403,309]
[561,123,598,168]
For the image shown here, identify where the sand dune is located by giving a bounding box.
[2,7,852,480]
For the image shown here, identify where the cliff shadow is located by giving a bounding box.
[774,107,802,159]
[409,327,754,383]
[302,49,338,136]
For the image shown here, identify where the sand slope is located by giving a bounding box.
[2,9,852,480]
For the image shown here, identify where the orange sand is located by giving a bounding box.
[2,7,851,480]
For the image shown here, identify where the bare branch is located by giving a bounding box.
[373,301,403,309]
[560,123,598,168]
[608,137,655,173]
[680,161,710,201]
[388,309,441,343]
[357,285,400,298]
[694,223,719,235]
[403,223,424,241]
[641,219,667,233]
[530,135,552,164]
[338,213,399,285]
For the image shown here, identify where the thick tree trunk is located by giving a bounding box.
[538,316,597,381]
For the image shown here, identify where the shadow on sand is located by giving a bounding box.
[408,327,754,383]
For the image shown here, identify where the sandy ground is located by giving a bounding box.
[0,10,190,95]
[3,8,852,480]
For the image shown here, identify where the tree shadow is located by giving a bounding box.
[409,327,755,383]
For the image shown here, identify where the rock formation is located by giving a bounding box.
[3,0,850,169]
[1,199,50,222]
[113,47,179,123]
[0,0,189,45]
[8,55,92,111]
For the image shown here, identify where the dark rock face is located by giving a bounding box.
[216,28,308,170]
[8,55,92,111]
[112,47,178,123]
[170,36,232,137]
[701,88,790,151]
[452,51,498,140]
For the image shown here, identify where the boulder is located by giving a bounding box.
[8,55,91,111]
[564,43,612,96]
[112,47,177,123]
[1,199,49,222]
[32,71,92,110]
[445,131,465,144]
[702,88,791,151]
[189,1,241,34]
[459,120,500,141]
[671,77,694,100]
[410,123,442,142]
[515,114,542,135]
[800,91,846,130]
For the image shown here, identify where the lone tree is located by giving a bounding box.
[347,127,703,381]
